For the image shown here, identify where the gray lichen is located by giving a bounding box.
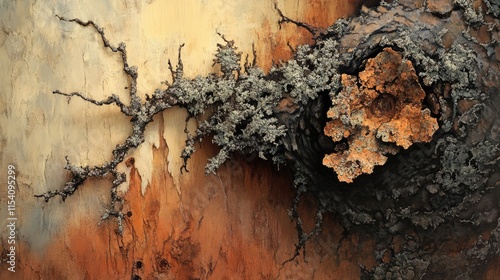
[435,137,498,193]
[175,39,287,173]
[454,0,485,27]
[370,254,430,280]
[484,0,500,16]
[281,2,499,278]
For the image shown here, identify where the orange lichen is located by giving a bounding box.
[323,48,438,183]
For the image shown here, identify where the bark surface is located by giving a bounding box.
[1,0,500,279]
[279,1,500,278]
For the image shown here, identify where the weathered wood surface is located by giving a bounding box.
[0,0,370,279]
[1,0,499,279]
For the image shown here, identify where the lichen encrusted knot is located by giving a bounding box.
[323,48,439,183]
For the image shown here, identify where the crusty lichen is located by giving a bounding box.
[323,48,438,183]
[370,253,430,280]
[484,0,500,16]
[175,38,287,173]
[454,0,485,27]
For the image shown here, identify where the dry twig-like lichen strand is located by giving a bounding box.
[37,15,288,233]
[36,16,181,232]
[36,16,180,200]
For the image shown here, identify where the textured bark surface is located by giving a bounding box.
[279,0,500,278]
[0,1,371,279]
[1,0,500,279]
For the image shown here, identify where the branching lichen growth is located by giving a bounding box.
[38,14,291,234]
[454,0,485,27]
[35,16,180,233]
[484,0,500,16]
[176,37,287,173]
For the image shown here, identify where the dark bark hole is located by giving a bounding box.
[333,139,349,153]
[318,91,337,154]
[371,93,397,119]
[135,260,143,269]
[157,258,170,272]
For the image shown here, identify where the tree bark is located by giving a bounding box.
[279,1,500,278]
[1,0,499,279]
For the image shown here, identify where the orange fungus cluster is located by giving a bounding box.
[323,48,439,183]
